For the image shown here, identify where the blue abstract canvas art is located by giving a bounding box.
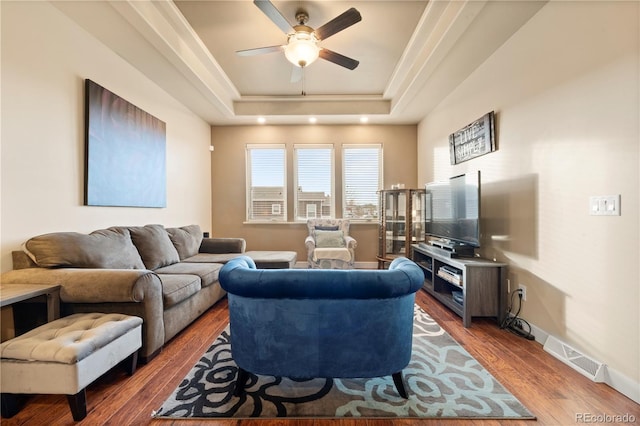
[84,79,166,208]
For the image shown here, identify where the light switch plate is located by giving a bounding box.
[589,195,621,216]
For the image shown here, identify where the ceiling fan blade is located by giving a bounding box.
[290,66,303,83]
[319,49,359,70]
[236,45,284,56]
[314,7,362,41]
[253,0,293,34]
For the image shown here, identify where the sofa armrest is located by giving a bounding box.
[199,237,246,254]
[220,255,424,298]
[1,268,161,304]
[1,268,165,361]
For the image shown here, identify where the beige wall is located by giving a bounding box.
[417,1,639,396]
[3,0,637,402]
[0,1,212,272]
[211,125,417,264]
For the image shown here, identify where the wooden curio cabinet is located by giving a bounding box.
[378,189,426,263]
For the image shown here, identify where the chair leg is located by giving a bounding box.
[67,389,87,421]
[233,367,249,397]
[392,371,408,399]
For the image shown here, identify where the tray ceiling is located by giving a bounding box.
[53,0,547,125]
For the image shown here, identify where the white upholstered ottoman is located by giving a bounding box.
[0,312,142,421]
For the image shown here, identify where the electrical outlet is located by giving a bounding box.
[518,284,527,301]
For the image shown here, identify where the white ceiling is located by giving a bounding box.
[53,0,547,126]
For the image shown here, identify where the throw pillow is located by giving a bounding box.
[167,225,203,260]
[314,230,346,248]
[128,224,180,270]
[314,225,339,231]
[23,228,145,269]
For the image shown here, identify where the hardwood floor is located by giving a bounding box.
[2,290,638,425]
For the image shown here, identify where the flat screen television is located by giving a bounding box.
[425,171,481,248]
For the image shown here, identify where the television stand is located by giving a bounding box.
[412,244,507,327]
[425,239,475,258]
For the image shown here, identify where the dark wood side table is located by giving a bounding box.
[0,283,61,323]
[377,255,403,269]
[1,284,61,418]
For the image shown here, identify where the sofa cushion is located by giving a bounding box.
[182,253,241,264]
[199,238,246,254]
[166,225,203,260]
[23,228,145,269]
[314,225,339,231]
[128,225,180,270]
[154,262,222,288]
[157,274,201,308]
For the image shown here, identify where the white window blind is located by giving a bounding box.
[342,144,382,220]
[294,145,334,220]
[246,144,286,221]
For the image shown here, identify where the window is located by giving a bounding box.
[294,145,334,220]
[246,144,286,221]
[246,144,381,223]
[342,144,383,220]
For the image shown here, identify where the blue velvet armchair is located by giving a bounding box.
[219,255,424,398]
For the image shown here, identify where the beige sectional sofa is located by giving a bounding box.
[2,224,245,362]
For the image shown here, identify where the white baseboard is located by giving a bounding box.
[355,261,378,269]
[528,320,549,345]
[293,261,378,269]
[511,314,639,404]
[605,366,640,404]
[504,312,547,345]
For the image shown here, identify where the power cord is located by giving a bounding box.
[501,289,535,340]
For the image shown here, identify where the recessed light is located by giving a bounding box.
[257,117,266,124]
[309,117,317,124]
[360,116,369,124]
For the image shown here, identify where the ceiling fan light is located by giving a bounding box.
[285,32,319,67]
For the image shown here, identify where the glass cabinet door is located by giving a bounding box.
[411,190,425,244]
[384,191,406,256]
[379,189,426,261]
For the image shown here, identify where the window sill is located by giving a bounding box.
[243,220,379,225]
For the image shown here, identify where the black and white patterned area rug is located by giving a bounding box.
[153,305,535,419]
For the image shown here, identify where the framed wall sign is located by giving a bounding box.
[449,111,496,165]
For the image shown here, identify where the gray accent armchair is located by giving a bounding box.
[305,219,357,269]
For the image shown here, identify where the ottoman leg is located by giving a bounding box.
[67,389,87,421]
[124,350,139,376]
[1,393,25,418]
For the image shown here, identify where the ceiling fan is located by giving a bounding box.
[236,0,362,74]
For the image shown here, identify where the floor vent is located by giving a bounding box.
[543,336,606,382]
